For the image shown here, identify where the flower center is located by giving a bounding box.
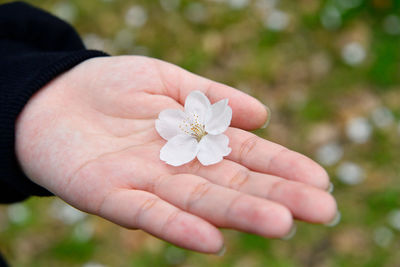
[179,114,207,142]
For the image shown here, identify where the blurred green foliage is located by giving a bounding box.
[1,0,400,266]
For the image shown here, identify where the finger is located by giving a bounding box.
[177,159,337,224]
[153,58,268,130]
[147,174,293,238]
[96,189,224,254]
[224,127,330,189]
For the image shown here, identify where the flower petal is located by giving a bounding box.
[155,109,186,140]
[160,135,199,166]
[205,99,232,135]
[197,134,231,166]
[184,91,211,124]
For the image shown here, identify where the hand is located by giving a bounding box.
[15,56,337,254]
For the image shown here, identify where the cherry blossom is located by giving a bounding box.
[156,91,232,166]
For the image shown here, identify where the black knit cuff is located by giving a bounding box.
[0,50,109,203]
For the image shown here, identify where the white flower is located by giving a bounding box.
[156,91,232,166]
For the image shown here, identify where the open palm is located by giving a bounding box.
[16,56,337,253]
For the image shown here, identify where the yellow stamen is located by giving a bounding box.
[180,114,207,142]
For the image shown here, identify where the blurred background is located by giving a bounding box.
[1,0,400,266]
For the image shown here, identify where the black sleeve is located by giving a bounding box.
[0,2,109,203]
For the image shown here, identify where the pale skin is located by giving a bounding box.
[15,56,337,254]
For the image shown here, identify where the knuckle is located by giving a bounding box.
[185,182,212,211]
[95,189,114,215]
[160,210,181,235]
[173,161,201,175]
[223,194,246,225]
[267,148,289,170]
[186,160,202,174]
[134,197,159,227]
[150,174,169,194]
[239,136,258,164]
[266,179,285,198]
[229,169,250,191]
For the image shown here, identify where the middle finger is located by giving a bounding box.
[172,159,337,224]
[146,173,293,238]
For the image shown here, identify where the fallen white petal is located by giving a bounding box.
[184,90,211,124]
[205,99,232,135]
[156,109,186,140]
[160,134,199,166]
[197,134,231,166]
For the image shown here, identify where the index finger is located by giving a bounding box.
[225,127,330,189]
[153,58,269,130]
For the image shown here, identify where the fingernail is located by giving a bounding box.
[261,105,272,129]
[325,211,341,227]
[281,223,297,240]
[215,245,226,256]
[326,182,334,193]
